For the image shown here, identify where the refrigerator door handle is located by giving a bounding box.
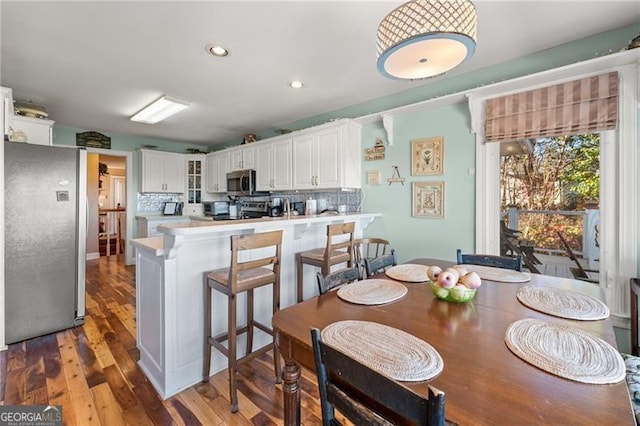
[76,149,87,319]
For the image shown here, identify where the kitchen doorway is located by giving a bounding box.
[86,148,134,265]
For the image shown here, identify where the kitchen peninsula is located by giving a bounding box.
[131,212,380,399]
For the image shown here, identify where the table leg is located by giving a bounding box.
[281,357,301,426]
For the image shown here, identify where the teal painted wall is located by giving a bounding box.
[361,103,475,264]
[242,23,638,145]
[52,126,206,211]
[52,126,203,152]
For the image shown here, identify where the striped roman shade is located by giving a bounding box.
[484,72,618,142]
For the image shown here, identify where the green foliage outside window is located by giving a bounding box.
[501,134,599,252]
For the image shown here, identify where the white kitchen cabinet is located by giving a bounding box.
[186,155,205,205]
[138,150,186,193]
[205,150,230,193]
[10,115,54,145]
[292,120,361,190]
[255,137,292,191]
[229,145,255,171]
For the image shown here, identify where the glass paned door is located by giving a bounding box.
[187,159,203,205]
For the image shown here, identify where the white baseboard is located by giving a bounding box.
[86,252,100,260]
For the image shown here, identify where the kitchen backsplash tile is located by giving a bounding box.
[137,193,181,213]
[237,189,362,213]
[138,189,362,214]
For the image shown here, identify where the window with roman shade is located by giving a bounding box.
[484,72,618,142]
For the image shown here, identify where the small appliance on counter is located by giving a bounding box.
[203,201,233,220]
[229,203,239,219]
[268,198,282,217]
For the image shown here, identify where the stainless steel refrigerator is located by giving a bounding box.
[4,142,86,344]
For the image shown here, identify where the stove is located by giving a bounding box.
[240,201,268,219]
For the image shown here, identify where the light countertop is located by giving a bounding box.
[156,212,380,236]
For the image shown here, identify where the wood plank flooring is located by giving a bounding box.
[0,255,328,425]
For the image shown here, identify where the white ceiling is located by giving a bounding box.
[2,1,638,148]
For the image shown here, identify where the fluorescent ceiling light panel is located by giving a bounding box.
[130,96,190,124]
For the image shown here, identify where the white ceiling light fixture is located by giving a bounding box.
[376,0,477,80]
[289,80,304,89]
[130,96,190,124]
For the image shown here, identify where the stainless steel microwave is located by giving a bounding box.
[226,169,258,196]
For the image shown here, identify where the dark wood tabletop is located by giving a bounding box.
[272,258,634,425]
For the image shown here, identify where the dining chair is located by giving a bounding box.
[364,249,398,278]
[316,266,361,295]
[203,230,283,412]
[557,231,599,284]
[622,278,640,424]
[296,222,356,302]
[353,237,390,276]
[456,249,522,271]
[310,328,447,426]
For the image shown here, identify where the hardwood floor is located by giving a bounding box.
[0,255,328,425]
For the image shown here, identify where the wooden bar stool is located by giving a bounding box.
[353,237,390,276]
[296,222,355,302]
[203,230,283,412]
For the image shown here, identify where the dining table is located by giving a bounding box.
[272,258,634,425]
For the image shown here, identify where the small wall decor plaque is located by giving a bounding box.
[76,131,111,149]
[365,138,385,161]
[411,136,443,176]
[387,165,405,185]
[412,181,444,218]
[367,170,381,185]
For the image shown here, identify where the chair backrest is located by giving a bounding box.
[631,278,640,357]
[364,249,398,278]
[456,249,522,271]
[311,328,446,426]
[353,238,390,264]
[228,230,283,292]
[324,222,356,269]
[317,267,361,295]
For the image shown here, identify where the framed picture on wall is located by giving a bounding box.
[411,136,443,175]
[412,181,444,218]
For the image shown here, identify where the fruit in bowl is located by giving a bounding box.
[429,269,481,303]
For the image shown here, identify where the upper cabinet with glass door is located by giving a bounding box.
[186,155,205,205]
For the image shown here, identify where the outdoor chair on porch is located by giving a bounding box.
[500,222,541,273]
[557,231,599,284]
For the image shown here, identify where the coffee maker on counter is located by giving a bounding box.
[268,198,282,217]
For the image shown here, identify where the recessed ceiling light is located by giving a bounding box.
[289,80,304,89]
[206,44,229,57]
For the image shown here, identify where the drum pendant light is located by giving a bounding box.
[376,0,477,80]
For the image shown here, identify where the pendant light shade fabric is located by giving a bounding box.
[376,0,477,80]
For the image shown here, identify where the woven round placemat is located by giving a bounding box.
[385,264,429,283]
[322,320,443,382]
[505,318,624,384]
[337,279,408,305]
[517,286,610,320]
[462,264,531,283]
